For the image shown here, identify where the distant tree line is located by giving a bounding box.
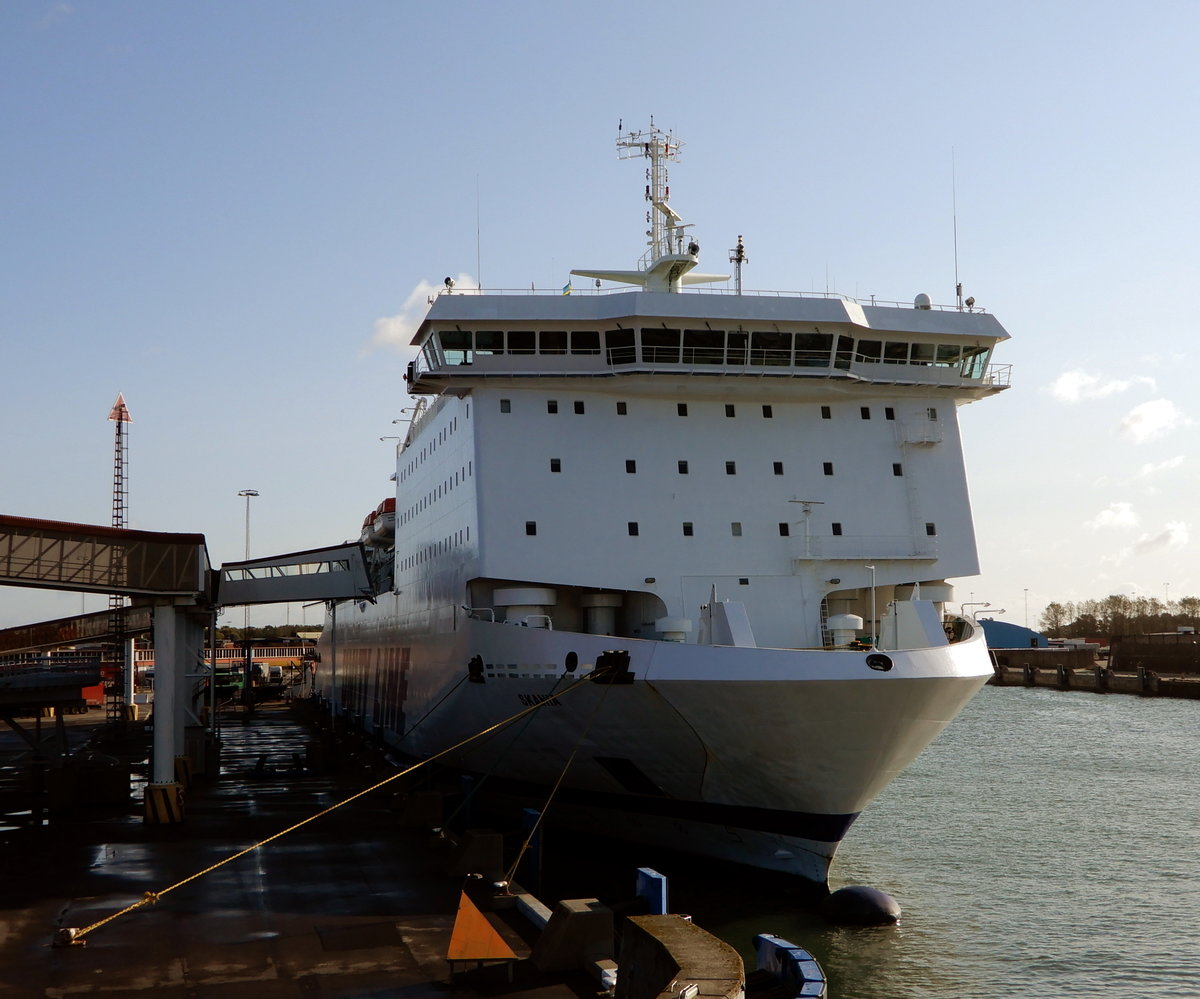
[1039,595,1200,639]
[215,624,323,643]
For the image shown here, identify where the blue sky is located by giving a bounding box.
[2,1,1198,631]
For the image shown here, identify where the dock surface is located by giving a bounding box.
[0,701,595,998]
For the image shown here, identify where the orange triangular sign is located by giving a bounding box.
[108,393,133,423]
[446,891,517,961]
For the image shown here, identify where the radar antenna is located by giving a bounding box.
[729,235,748,295]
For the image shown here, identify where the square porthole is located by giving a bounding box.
[778,523,790,536]
[725,404,736,417]
[860,407,871,420]
[550,458,561,473]
[823,462,834,476]
[762,405,773,418]
[574,401,585,414]
[501,399,511,413]
[926,522,937,536]
[731,522,742,536]
[726,461,737,475]
[547,400,558,413]
[885,407,895,420]
[677,403,688,416]
[525,521,537,536]
[821,406,831,419]
[626,460,637,473]
[893,463,903,476]
[628,522,640,536]
[617,402,628,415]
[678,460,689,474]
[773,461,784,475]
[738,577,749,586]
[682,522,694,536]
[832,522,843,536]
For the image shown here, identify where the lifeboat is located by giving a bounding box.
[367,497,396,546]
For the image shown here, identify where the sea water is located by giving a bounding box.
[698,685,1200,998]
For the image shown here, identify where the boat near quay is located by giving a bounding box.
[316,123,1012,890]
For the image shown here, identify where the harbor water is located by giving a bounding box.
[696,685,1200,997]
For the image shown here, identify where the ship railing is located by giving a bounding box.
[462,606,496,622]
[440,285,987,312]
[794,536,938,560]
[412,351,1012,390]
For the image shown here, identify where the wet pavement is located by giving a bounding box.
[0,699,597,998]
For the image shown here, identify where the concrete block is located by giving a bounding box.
[530,898,614,973]
[617,915,743,999]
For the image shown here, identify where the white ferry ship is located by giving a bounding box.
[318,124,1011,889]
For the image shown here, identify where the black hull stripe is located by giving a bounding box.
[485,775,859,843]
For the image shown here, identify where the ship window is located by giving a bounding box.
[550,458,561,473]
[936,344,962,366]
[684,329,724,364]
[751,330,791,366]
[796,332,834,367]
[642,328,680,363]
[773,461,784,475]
[678,460,689,474]
[500,399,511,413]
[616,401,628,415]
[821,406,832,419]
[607,329,636,365]
[835,335,854,370]
[547,399,558,413]
[726,461,737,475]
[525,521,537,536]
[927,407,939,420]
[476,330,504,355]
[823,462,834,475]
[677,403,688,416]
[739,577,749,585]
[625,460,637,473]
[574,400,585,414]
[440,329,472,364]
[860,407,871,420]
[856,339,882,362]
[725,404,736,417]
[731,522,742,536]
[628,522,639,536]
[926,522,937,536]
[571,330,601,355]
[779,523,790,536]
[762,405,773,418]
[832,522,843,536]
[884,341,909,363]
[911,343,935,365]
[961,344,991,378]
[728,330,747,364]
[893,463,903,476]
[885,407,895,420]
[682,522,694,536]
[540,330,568,355]
[508,330,536,355]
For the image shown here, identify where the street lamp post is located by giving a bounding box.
[237,489,259,636]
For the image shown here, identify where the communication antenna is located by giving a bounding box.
[107,393,133,724]
[952,148,963,310]
[728,235,748,295]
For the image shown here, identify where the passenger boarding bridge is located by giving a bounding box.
[0,514,373,822]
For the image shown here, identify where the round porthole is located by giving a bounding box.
[565,651,578,673]
[866,653,893,672]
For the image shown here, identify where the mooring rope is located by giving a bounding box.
[63,667,612,944]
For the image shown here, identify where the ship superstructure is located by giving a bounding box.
[320,125,1011,887]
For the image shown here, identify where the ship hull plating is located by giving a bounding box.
[318,604,991,887]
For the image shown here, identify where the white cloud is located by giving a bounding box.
[1119,399,1189,443]
[1085,502,1138,530]
[1132,521,1189,556]
[1135,455,1184,478]
[366,273,477,352]
[1049,370,1155,403]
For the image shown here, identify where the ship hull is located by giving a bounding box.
[318,602,991,888]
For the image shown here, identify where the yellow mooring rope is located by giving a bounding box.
[61,668,611,945]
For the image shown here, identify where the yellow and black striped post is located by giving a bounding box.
[144,781,184,824]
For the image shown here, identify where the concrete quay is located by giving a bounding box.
[0,702,603,998]
[990,662,1200,698]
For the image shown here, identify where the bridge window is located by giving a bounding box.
[936,344,962,366]
[540,330,568,355]
[856,339,882,362]
[643,328,680,363]
[439,329,471,364]
[795,332,833,367]
[508,330,536,355]
[884,341,909,363]
[684,329,724,364]
[571,330,601,355]
[476,330,504,355]
[751,331,791,366]
[911,343,935,365]
[606,329,635,364]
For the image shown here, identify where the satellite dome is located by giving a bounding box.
[914,293,932,310]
